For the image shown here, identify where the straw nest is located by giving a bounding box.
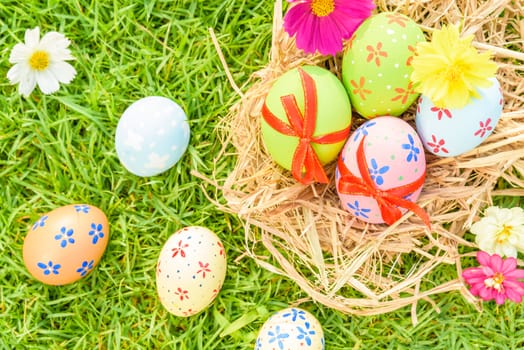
[204,0,524,322]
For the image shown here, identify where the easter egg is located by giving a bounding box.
[342,12,425,118]
[261,65,352,183]
[255,307,324,350]
[336,117,426,225]
[23,204,109,285]
[415,77,503,157]
[115,96,190,177]
[156,226,227,317]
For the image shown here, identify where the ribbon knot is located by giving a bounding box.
[337,136,431,229]
[262,67,351,184]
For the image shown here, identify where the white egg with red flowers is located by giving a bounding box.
[156,226,227,317]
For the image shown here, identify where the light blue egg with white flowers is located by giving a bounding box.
[115,96,190,177]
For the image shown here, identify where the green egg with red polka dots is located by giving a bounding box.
[342,12,426,118]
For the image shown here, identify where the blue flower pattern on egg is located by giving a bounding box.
[258,308,324,349]
[32,215,48,230]
[297,322,316,346]
[347,201,371,219]
[401,134,420,162]
[268,325,290,350]
[37,261,61,275]
[54,226,75,248]
[353,121,376,142]
[369,158,389,186]
[76,260,95,277]
[74,204,90,213]
[89,223,105,244]
[283,308,306,322]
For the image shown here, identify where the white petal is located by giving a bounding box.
[49,47,75,62]
[18,72,37,97]
[48,61,76,84]
[476,237,495,254]
[40,32,75,61]
[484,206,499,215]
[24,27,41,48]
[7,63,23,84]
[500,244,517,258]
[36,70,60,95]
[40,31,70,49]
[9,43,32,63]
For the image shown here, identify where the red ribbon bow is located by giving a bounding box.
[262,68,351,184]
[337,136,431,229]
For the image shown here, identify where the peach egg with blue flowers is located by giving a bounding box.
[23,204,109,285]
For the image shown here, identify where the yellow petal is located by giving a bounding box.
[410,24,497,109]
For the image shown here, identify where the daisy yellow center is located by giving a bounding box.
[29,50,50,71]
[310,0,335,17]
[484,272,505,292]
[496,224,513,244]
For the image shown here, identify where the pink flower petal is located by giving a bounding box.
[469,284,484,296]
[462,267,484,279]
[489,254,504,272]
[476,251,491,265]
[495,292,507,305]
[501,257,518,274]
[503,280,524,295]
[505,288,523,303]
[283,0,374,55]
[478,286,494,301]
[481,266,495,276]
[505,269,524,279]
[465,277,489,285]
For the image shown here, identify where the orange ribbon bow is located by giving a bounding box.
[261,68,350,184]
[337,136,431,229]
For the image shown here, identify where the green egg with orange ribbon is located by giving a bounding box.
[261,65,352,184]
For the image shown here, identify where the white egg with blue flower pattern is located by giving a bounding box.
[115,96,190,177]
[255,307,324,350]
[23,204,109,285]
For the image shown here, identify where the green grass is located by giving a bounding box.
[0,1,523,349]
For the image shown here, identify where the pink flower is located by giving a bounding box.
[462,251,524,305]
[283,0,375,56]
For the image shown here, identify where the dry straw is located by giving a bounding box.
[204,0,524,324]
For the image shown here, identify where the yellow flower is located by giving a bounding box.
[410,24,497,109]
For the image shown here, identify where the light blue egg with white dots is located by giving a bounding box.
[115,96,190,177]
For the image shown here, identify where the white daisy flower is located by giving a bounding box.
[7,27,76,97]
[471,206,524,258]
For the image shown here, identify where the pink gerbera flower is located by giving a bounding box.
[462,251,524,305]
[283,0,375,56]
